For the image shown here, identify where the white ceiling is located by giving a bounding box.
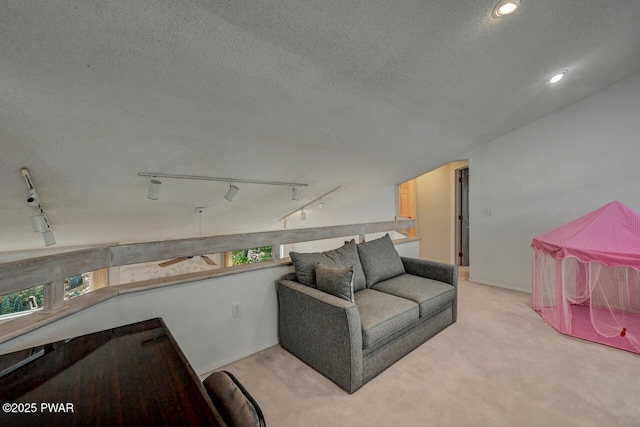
[2,0,640,254]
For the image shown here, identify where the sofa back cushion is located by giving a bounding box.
[290,240,366,291]
[315,264,355,303]
[357,234,406,288]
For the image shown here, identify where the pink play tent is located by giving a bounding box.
[531,200,640,353]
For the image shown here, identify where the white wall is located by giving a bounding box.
[283,184,398,230]
[0,265,289,376]
[394,239,420,258]
[468,72,640,292]
[283,231,407,256]
[415,160,468,264]
[416,165,450,263]
[282,184,399,254]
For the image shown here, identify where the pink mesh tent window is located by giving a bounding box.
[531,201,640,353]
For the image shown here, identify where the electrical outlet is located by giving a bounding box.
[232,302,241,318]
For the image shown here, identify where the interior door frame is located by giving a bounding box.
[455,167,469,266]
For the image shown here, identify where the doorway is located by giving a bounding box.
[398,179,417,238]
[456,167,469,266]
[405,160,468,264]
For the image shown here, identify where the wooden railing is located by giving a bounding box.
[0,220,416,312]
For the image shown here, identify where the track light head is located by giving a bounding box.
[147,179,162,200]
[31,215,48,233]
[225,184,240,202]
[300,210,306,221]
[27,190,39,207]
[21,168,55,244]
[292,186,301,201]
[42,230,56,246]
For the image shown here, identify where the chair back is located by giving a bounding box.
[203,370,266,427]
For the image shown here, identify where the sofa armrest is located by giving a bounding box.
[401,257,458,322]
[277,280,363,393]
[401,257,458,286]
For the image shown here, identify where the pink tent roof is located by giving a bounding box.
[531,200,640,268]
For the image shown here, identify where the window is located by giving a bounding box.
[0,285,44,315]
[225,246,273,267]
[0,273,92,317]
[65,274,91,300]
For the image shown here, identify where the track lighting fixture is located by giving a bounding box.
[225,183,240,202]
[42,230,56,246]
[279,186,341,226]
[146,179,162,200]
[292,186,302,201]
[31,215,48,232]
[21,167,56,246]
[27,190,39,207]
[139,172,307,203]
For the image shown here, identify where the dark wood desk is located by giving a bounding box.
[0,318,225,426]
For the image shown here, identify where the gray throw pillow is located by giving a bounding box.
[289,240,366,291]
[315,264,355,303]
[357,234,405,288]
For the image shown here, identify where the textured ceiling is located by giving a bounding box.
[2,0,640,254]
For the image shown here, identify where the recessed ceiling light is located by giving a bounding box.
[493,0,522,17]
[548,71,567,84]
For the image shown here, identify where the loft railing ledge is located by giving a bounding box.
[1,219,416,298]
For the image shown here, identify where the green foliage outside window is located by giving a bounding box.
[232,246,273,265]
[0,273,91,316]
[0,285,44,315]
[64,274,90,300]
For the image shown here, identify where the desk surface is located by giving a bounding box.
[0,318,225,426]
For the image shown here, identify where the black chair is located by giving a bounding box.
[203,370,266,427]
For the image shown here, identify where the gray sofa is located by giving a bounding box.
[277,234,458,393]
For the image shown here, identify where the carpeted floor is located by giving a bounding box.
[208,276,640,426]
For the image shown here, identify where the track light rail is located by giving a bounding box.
[278,186,342,221]
[21,168,55,246]
[138,172,308,188]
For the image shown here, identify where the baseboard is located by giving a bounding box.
[467,277,531,294]
[197,339,279,378]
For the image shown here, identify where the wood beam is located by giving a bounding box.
[109,220,414,265]
[0,248,110,296]
[1,220,415,296]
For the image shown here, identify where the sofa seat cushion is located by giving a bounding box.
[372,274,455,318]
[354,289,419,349]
